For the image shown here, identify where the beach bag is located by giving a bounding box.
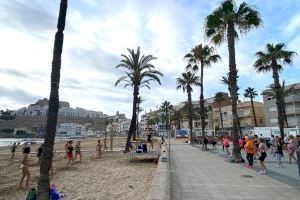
[26,188,37,200]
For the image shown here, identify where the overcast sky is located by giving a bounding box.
[0,0,299,117]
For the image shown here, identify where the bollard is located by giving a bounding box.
[297,148,300,177]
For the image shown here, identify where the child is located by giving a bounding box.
[19,159,30,189]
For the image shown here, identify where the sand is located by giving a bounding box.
[0,137,159,200]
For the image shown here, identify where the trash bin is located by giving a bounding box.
[297,148,300,177]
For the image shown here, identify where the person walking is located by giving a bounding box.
[258,139,268,174]
[36,144,44,164]
[244,136,255,168]
[212,136,217,150]
[203,137,209,151]
[10,142,17,159]
[287,135,297,164]
[276,138,284,168]
[223,136,230,155]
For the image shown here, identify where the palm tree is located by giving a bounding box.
[160,101,173,132]
[184,44,221,140]
[214,92,225,133]
[263,81,296,127]
[244,87,258,127]
[176,72,201,140]
[205,0,262,160]
[37,0,68,198]
[254,43,296,139]
[220,74,243,137]
[171,109,183,130]
[136,96,144,139]
[115,47,163,152]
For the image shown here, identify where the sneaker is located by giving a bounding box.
[259,170,264,174]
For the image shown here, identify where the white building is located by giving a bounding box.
[56,123,86,137]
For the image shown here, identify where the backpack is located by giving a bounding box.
[26,188,37,200]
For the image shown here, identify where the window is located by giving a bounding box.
[259,119,264,124]
[269,107,277,112]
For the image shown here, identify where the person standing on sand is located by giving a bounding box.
[36,144,44,164]
[65,140,74,169]
[96,139,102,158]
[74,141,82,163]
[147,133,153,150]
[103,138,108,152]
[19,158,30,189]
[244,136,255,168]
[22,142,30,160]
[10,142,17,159]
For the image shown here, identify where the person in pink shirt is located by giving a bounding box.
[223,136,230,155]
[239,138,244,151]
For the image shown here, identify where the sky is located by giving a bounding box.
[0,0,300,118]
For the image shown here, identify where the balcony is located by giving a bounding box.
[285,94,300,103]
[285,108,300,115]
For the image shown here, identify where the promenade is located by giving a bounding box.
[170,139,300,200]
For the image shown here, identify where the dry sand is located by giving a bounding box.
[0,137,160,200]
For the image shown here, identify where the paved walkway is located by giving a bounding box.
[170,139,300,200]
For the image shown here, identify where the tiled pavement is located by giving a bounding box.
[170,139,300,200]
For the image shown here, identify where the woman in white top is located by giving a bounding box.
[258,139,268,174]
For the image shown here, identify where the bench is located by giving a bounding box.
[126,150,161,161]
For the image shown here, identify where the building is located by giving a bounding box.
[237,101,265,128]
[106,111,131,135]
[56,123,86,137]
[262,82,300,127]
[16,98,105,118]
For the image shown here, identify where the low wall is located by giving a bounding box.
[146,146,170,200]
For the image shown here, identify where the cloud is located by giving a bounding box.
[283,12,300,38]
[0,87,41,105]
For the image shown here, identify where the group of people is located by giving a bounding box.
[239,134,299,174]
[201,134,299,175]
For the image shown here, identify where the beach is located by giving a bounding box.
[0,137,159,200]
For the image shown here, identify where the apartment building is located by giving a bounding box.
[262,82,300,127]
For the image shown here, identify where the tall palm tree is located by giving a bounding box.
[263,81,296,128]
[184,44,221,140]
[37,0,68,198]
[220,75,242,136]
[244,87,258,127]
[115,47,163,152]
[176,72,201,140]
[254,43,296,139]
[214,92,225,133]
[205,0,262,160]
[160,101,173,131]
[136,96,144,139]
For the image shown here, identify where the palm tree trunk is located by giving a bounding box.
[136,110,139,139]
[237,115,243,137]
[272,64,285,138]
[187,87,194,140]
[200,62,206,147]
[282,101,289,127]
[218,105,224,130]
[250,98,258,127]
[125,85,138,152]
[37,0,68,199]
[227,21,241,161]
